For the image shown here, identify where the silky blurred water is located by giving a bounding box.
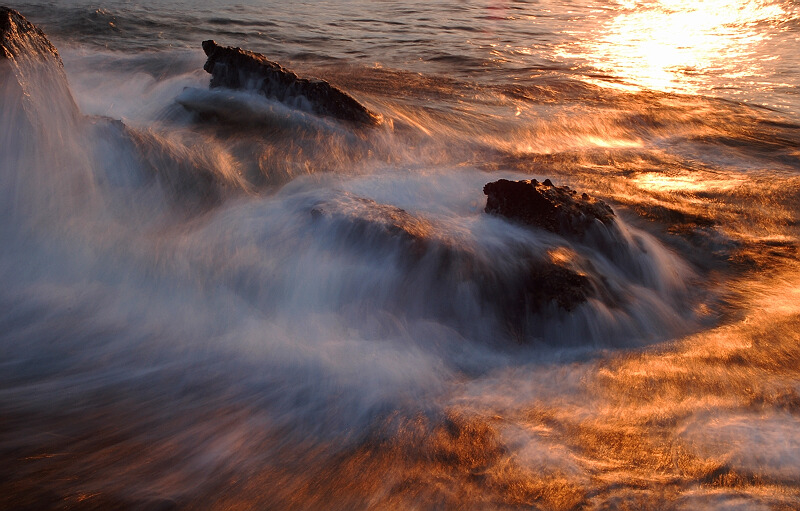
[2,1,800,509]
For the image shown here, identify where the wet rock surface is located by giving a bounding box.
[202,40,380,126]
[484,178,615,237]
[0,6,62,62]
[0,6,75,113]
[1,6,82,209]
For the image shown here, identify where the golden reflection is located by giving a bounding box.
[562,0,787,94]
[632,172,745,193]
[548,246,576,265]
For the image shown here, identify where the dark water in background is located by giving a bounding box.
[10,0,800,110]
[2,1,800,509]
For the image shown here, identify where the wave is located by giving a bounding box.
[0,7,705,403]
[6,5,800,509]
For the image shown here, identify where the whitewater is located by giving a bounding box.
[2,1,800,509]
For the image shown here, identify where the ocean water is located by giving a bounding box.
[2,0,800,509]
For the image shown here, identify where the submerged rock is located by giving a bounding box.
[308,192,600,340]
[201,40,380,126]
[484,178,615,237]
[310,194,434,258]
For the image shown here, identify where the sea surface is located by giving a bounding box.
[2,0,800,509]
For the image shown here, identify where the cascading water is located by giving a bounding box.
[2,1,800,509]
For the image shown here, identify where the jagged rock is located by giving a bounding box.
[1,7,61,62]
[0,7,78,117]
[0,6,80,142]
[484,178,614,237]
[1,7,84,223]
[201,40,380,126]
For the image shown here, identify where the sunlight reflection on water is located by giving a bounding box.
[559,0,794,99]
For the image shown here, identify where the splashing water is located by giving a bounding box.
[2,1,800,509]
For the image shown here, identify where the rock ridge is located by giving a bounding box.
[202,40,380,125]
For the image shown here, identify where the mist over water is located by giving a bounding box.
[2,1,800,509]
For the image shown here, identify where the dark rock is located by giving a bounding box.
[514,260,593,312]
[0,7,80,127]
[0,7,76,113]
[1,7,61,62]
[201,40,380,126]
[0,6,82,211]
[483,178,615,237]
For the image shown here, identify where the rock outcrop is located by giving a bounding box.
[201,40,380,126]
[484,178,615,237]
[1,6,61,62]
[0,6,78,114]
[1,8,84,216]
[0,6,81,148]
[0,6,78,117]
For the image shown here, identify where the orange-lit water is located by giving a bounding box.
[2,1,800,509]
